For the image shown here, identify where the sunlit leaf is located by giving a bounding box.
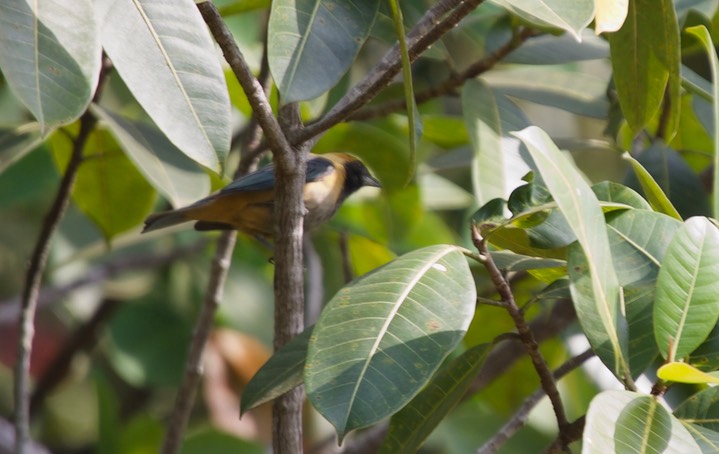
[594,0,628,34]
[658,362,719,384]
[305,245,476,440]
[462,79,531,205]
[654,217,719,360]
[515,126,627,378]
[0,0,101,132]
[491,0,593,40]
[97,0,230,172]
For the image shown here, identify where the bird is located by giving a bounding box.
[142,153,381,239]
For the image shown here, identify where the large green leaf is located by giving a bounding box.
[623,152,682,220]
[241,327,312,414]
[483,67,609,118]
[0,0,101,132]
[654,217,719,361]
[305,245,476,440]
[92,105,210,208]
[491,0,593,39]
[96,0,230,172]
[687,26,719,220]
[462,79,531,206]
[503,31,609,65]
[515,126,627,378]
[378,344,490,454]
[268,0,380,104]
[681,423,719,454]
[50,125,156,240]
[584,390,700,453]
[608,0,679,136]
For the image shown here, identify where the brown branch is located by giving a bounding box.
[13,60,111,453]
[293,0,487,145]
[350,27,541,122]
[471,224,570,447]
[476,349,594,454]
[541,416,586,454]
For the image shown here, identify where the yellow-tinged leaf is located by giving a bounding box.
[657,362,719,384]
[594,0,629,34]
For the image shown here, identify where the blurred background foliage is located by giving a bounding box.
[1,0,719,452]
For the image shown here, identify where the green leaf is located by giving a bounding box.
[92,105,210,208]
[489,250,566,272]
[605,209,681,375]
[658,362,719,384]
[623,152,682,220]
[654,216,719,360]
[515,126,627,378]
[594,0,629,34]
[608,0,679,135]
[585,390,700,453]
[491,0,593,39]
[50,126,156,240]
[462,79,531,205]
[241,327,311,414]
[483,66,609,118]
[687,26,719,220]
[305,245,476,440]
[0,0,101,132]
[97,0,230,172]
[268,0,380,104]
[504,31,609,65]
[378,344,490,454]
[0,123,43,173]
[593,181,652,211]
[675,387,719,431]
[688,323,719,371]
[681,423,719,454]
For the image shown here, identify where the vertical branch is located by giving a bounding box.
[198,3,306,452]
[471,225,570,447]
[13,60,110,451]
[161,230,237,454]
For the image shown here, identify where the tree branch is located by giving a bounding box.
[471,224,570,445]
[476,349,594,454]
[349,27,540,122]
[293,0,487,144]
[13,59,111,452]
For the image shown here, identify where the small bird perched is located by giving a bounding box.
[142,153,380,238]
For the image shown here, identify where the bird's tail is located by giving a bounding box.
[142,208,192,233]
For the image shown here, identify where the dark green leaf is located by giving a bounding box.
[0,124,43,173]
[305,245,476,440]
[241,327,312,414]
[268,0,380,104]
[378,344,490,454]
[180,428,263,454]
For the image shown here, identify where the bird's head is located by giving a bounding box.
[329,154,381,201]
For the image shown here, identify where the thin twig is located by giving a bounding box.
[349,27,540,122]
[293,0,487,145]
[0,240,207,324]
[13,61,110,453]
[471,224,570,447]
[30,299,121,415]
[476,349,594,454]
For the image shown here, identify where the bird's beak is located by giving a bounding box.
[363,174,381,188]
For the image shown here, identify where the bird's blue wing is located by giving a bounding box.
[220,156,334,194]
